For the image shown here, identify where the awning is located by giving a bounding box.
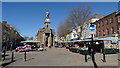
[94,37,120,43]
[21,40,40,43]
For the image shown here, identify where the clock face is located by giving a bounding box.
[45,19,50,22]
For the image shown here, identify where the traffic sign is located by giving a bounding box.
[89,25,95,31]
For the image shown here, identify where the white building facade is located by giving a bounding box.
[82,14,104,39]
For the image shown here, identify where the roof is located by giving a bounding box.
[93,11,117,24]
[83,13,105,25]
[90,14,105,19]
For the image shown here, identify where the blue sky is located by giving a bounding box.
[2,2,118,38]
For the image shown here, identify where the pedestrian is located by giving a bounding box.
[99,41,104,53]
[88,42,91,52]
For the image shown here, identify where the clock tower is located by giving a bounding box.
[36,11,55,47]
[44,11,50,29]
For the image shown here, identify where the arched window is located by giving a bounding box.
[102,30,104,36]
[118,16,120,22]
[101,21,104,26]
[106,19,108,25]
[98,23,100,27]
[106,29,109,35]
[110,17,113,23]
[98,31,100,36]
[111,27,114,34]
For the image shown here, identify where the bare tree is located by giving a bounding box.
[24,36,29,40]
[57,5,93,39]
[29,37,33,40]
[67,5,93,39]
[24,36,34,40]
[57,20,72,39]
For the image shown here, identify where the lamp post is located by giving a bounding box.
[10,42,14,62]
[3,37,6,60]
[15,32,17,49]
[3,31,9,60]
[10,27,14,62]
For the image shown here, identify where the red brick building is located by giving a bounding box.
[94,11,120,38]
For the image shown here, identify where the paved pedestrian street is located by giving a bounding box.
[2,47,119,67]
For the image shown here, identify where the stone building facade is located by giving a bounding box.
[2,21,25,50]
[36,12,55,47]
[94,11,120,38]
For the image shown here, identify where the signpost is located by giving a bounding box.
[88,23,96,63]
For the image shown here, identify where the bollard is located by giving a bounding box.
[3,50,6,60]
[85,54,87,62]
[11,51,14,62]
[24,51,26,61]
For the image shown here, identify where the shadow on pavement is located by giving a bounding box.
[92,61,98,68]
[2,60,16,67]
[118,59,120,61]
[25,58,35,62]
[2,55,9,57]
[3,58,11,61]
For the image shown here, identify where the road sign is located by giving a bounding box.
[88,25,96,34]
[89,25,95,31]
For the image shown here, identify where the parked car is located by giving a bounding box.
[31,45,40,51]
[38,45,44,51]
[38,47,44,51]
[66,45,75,51]
[16,46,25,52]
[24,45,32,51]
[16,45,32,52]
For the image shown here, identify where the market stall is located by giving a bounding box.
[17,40,40,52]
[95,37,119,54]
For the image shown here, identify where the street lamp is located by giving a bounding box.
[3,30,9,60]
[10,27,14,62]
[15,31,17,48]
[3,35,6,60]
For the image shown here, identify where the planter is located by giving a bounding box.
[79,50,90,55]
[104,49,119,54]
[71,48,80,53]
